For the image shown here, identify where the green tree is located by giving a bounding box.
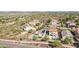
[15,17,19,21]
[76,19,79,26]
[47,19,51,24]
[64,37,73,45]
[52,40,62,48]
[60,19,65,27]
[68,14,75,20]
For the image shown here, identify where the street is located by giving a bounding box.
[0,39,49,48]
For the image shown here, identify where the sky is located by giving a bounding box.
[0,0,79,11]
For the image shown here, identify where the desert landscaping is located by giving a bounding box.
[0,12,79,48]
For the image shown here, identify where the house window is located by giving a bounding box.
[46,31,49,35]
[52,33,58,39]
[42,30,45,33]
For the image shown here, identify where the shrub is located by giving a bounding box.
[76,21,79,26]
[0,45,7,48]
[64,37,73,45]
[36,23,40,26]
[47,19,51,24]
[42,35,49,41]
[52,40,62,48]
[32,35,38,41]
[28,29,33,33]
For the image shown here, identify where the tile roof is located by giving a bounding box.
[48,28,58,32]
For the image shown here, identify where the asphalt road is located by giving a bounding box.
[0,40,35,48]
[0,39,48,48]
[0,39,75,48]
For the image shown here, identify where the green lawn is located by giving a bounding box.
[0,45,7,48]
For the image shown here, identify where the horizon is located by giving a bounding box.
[0,11,79,12]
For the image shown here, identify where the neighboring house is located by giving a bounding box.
[66,20,76,28]
[24,25,36,32]
[29,20,40,26]
[19,17,25,20]
[76,28,79,34]
[61,29,73,41]
[74,28,79,41]
[51,20,60,28]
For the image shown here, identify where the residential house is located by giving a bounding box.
[61,29,73,41]
[31,29,46,41]
[24,25,36,32]
[66,20,76,28]
[19,17,25,20]
[35,28,48,38]
[74,28,79,41]
[48,28,59,40]
[37,28,59,40]
[76,28,79,34]
[32,28,59,40]
[29,20,40,26]
[51,20,60,28]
